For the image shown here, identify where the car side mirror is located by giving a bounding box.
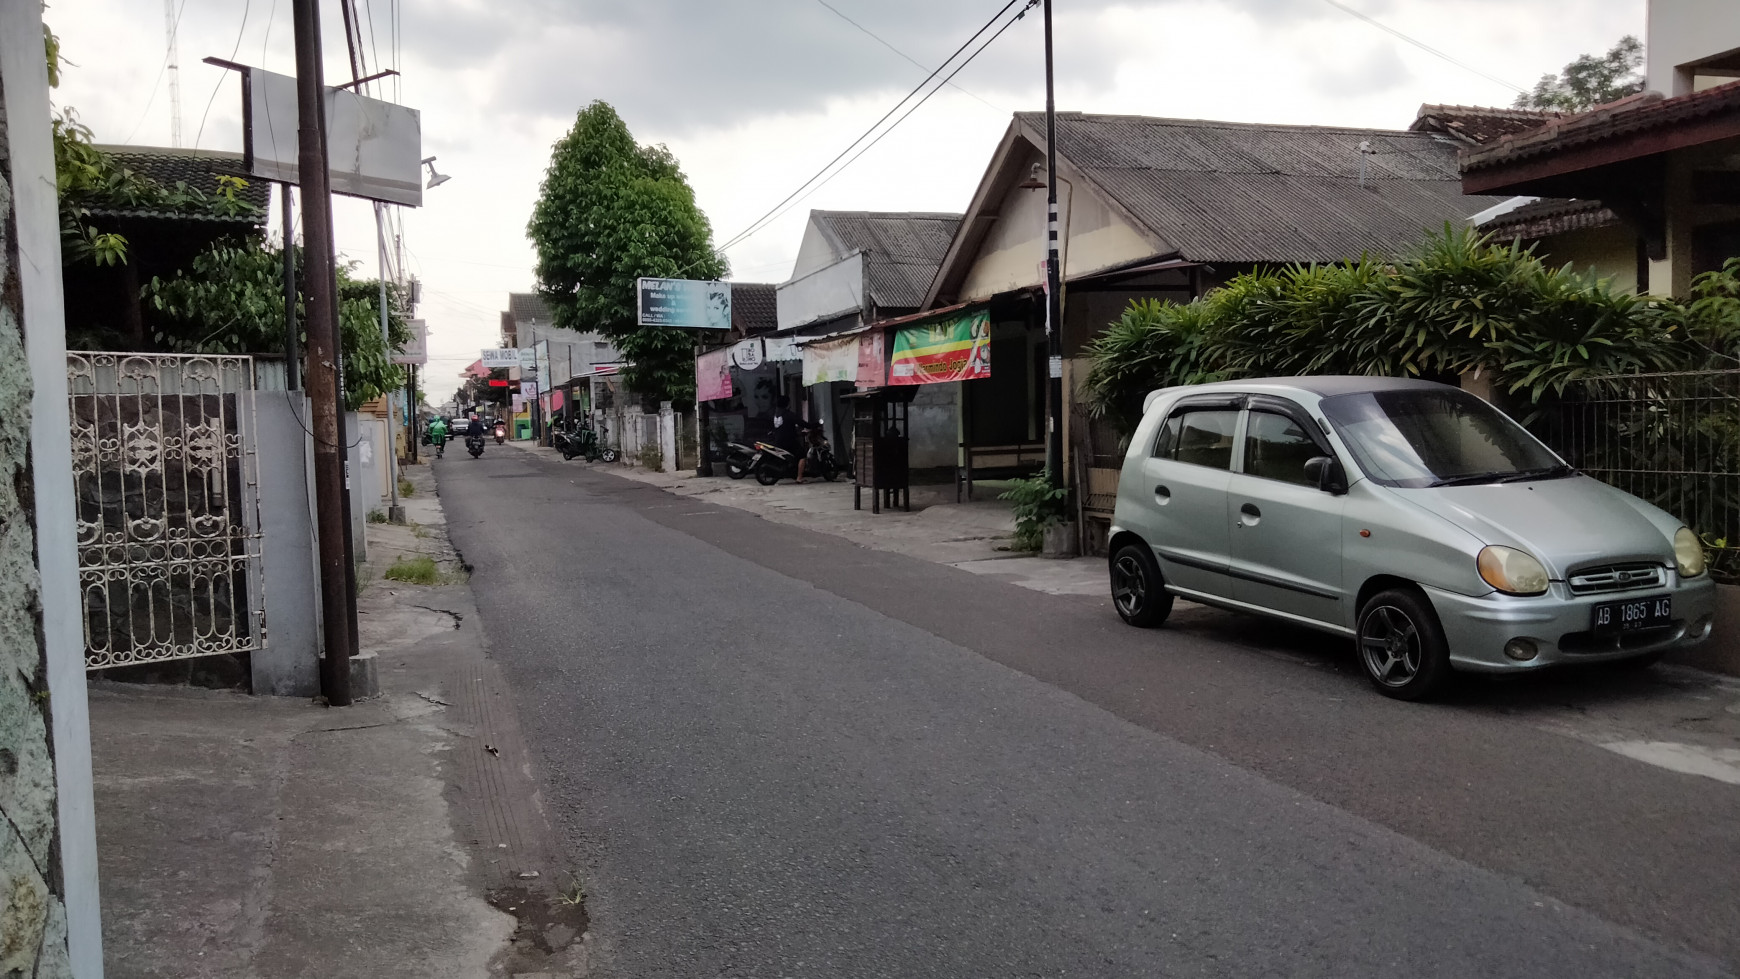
[1304,455,1348,495]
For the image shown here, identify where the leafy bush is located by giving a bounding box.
[1082,227,1713,433]
[1000,472,1071,551]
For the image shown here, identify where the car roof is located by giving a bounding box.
[1155,375,1457,402]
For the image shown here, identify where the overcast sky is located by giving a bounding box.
[51,0,1641,394]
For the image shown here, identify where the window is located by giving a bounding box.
[1320,388,1562,488]
[1156,409,1239,470]
[1243,411,1323,485]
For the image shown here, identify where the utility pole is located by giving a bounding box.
[294,0,353,706]
[377,201,405,523]
[1042,0,1064,489]
[163,0,182,146]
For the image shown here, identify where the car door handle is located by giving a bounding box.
[1154,484,1170,504]
[1239,502,1261,526]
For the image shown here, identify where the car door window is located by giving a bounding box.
[1243,411,1322,485]
[1161,409,1239,470]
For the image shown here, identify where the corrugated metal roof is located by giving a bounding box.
[1477,198,1620,238]
[730,282,778,333]
[811,210,961,308]
[508,292,553,324]
[1011,113,1503,265]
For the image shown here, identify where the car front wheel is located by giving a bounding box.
[1110,543,1172,628]
[1357,587,1452,701]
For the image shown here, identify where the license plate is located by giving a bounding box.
[1591,595,1673,635]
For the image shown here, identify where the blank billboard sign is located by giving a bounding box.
[243,66,422,207]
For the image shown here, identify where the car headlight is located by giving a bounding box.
[1477,546,1550,596]
[1673,527,1706,578]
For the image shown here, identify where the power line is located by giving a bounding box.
[715,0,1031,255]
[732,0,1035,249]
[813,0,1001,112]
[192,0,253,153]
[1318,0,1526,94]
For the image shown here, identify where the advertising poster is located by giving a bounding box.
[762,336,801,363]
[480,347,519,369]
[696,348,734,402]
[637,277,732,329]
[731,339,765,371]
[889,310,991,386]
[856,330,887,388]
[802,336,860,385]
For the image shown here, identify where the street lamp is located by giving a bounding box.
[421,156,450,189]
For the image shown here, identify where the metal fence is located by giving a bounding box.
[1541,370,1740,580]
[67,352,267,670]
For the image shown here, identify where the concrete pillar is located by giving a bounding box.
[659,401,677,473]
[252,395,322,696]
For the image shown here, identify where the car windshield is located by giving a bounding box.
[1318,388,1565,488]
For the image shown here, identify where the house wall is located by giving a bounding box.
[777,251,864,330]
[1538,226,1642,293]
[1,4,95,970]
[1647,0,1740,96]
[957,150,1156,302]
[789,220,842,280]
[909,383,960,470]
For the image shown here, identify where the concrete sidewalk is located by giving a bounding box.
[504,439,1109,598]
[90,462,586,978]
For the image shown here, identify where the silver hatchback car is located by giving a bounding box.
[1107,377,1716,700]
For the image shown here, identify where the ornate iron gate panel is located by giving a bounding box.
[67,352,267,670]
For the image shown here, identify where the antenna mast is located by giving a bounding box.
[165,0,183,146]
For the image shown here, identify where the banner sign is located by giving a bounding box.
[534,340,551,387]
[697,348,734,402]
[637,277,732,329]
[763,336,801,363]
[802,336,860,385]
[890,310,991,386]
[392,319,428,365]
[518,347,538,374]
[856,330,887,388]
[240,66,424,206]
[730,339,764,371]
[480,348,519,369]
[521,380,539,397]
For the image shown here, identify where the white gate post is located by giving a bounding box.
[659,401,676,473]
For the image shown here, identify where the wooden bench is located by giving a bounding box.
[957,442,1046,501]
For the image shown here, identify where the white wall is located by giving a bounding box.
[252,395,322,697]
[1648,0,1740,95]
[957,148,1156,302]
[789,219,843,280]
[777,251,864,330]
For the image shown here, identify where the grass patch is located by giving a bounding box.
[366,508,387,523]
[398,478,415,498]
[383,554,440,585]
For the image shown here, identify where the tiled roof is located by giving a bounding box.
[811,210,961,309]
[1461,80,1740,173]
[1410,105,1559,145]
[1018,112,1505,265]
[1477,198,1621,239]
[730,282,778,334]
[508,292,554,324]
[90,145,269,220]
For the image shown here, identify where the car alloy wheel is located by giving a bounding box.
[1359,605,1421,688]
[1109,543,1172,628]
[1113,554,1148,617]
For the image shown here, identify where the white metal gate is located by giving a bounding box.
[67,352,267,670]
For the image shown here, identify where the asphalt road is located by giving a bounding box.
[439,447,1740,978]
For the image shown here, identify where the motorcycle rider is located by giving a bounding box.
[465,412,486,456]
[427,415,448,458]
[769,396,812,483]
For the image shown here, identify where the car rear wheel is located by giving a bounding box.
[1357,587,1452,701]
[1110,543,1172,628]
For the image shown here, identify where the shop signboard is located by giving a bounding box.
[534,340,551,386]
[889,310,991,386]
[480,347,519,369]
[392,319,428,365]
[518,347,539,374]
[763,336,801,363]
[731,339,764,371]
[637,277,732,329]
[856,330,887,388]
[802,336,859,385]
[697,347,734,402]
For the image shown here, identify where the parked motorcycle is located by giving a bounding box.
[743,428,841,485]
[466,434,486,459]
[723,440,756,479]
[493,421,507,444]
[553,422,619,463]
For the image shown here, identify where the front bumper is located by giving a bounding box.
[1424,575,1716,673]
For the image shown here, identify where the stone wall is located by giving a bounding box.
[0,79,74,977]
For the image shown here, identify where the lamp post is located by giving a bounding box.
[1042,0,1064,490]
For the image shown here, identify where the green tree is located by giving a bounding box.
[142,239,410,409]
[1514,36,1644,113]
[527,101,727,406]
